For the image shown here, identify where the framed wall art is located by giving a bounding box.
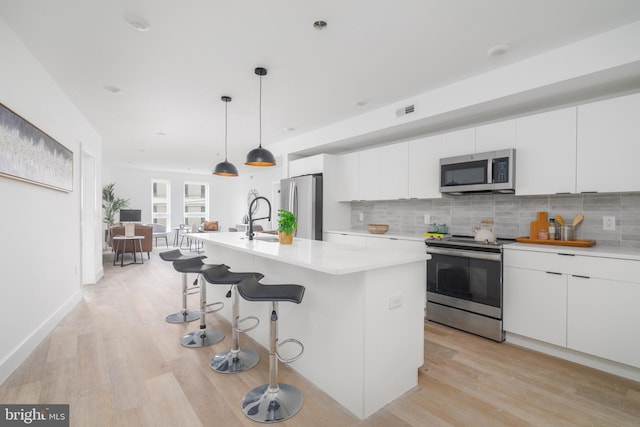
[0,102,73,192]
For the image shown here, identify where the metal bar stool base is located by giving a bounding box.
[210,349,259,374]
[165,310,199,324]
[242,384,303,423]
[180,329,224,348]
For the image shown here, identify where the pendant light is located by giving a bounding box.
[213,95,239,177]
[245,67,276,166]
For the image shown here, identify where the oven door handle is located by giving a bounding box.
[426,247,502,261]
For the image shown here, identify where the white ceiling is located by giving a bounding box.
[2,0,640,175]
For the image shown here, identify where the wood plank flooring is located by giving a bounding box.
[1,249,639,426]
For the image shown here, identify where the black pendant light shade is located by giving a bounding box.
[213,95,239,177]
[245,67,276,167]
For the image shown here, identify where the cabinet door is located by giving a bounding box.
[408,135,442,199]
[289,154,323,177]
[359,143,408,200]
[577,93,640,193]
[441,128,475,157]
[567,275,640,368]
[503,266,567,347]
[475,120,516,153]
[515,107,577,195]
[336,152,360,201]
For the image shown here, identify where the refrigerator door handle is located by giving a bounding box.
[292,181,299,236]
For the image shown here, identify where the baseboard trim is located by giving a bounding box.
[0,290,82,385]
[506,332,640,382]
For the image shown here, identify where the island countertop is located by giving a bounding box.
[190,232,428,275]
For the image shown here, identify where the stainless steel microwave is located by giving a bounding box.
[440,148,515,195]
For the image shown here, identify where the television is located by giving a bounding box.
[119,209,142,223]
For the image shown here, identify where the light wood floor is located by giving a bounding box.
[1,249,639,426]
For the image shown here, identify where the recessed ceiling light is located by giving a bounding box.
[313,20,327,30]
[487,44,510,57]
[156,131,167,136]
[124,15,151,32]
[284,127,296,132]
[104,85,124,94]
[353,100,368,107]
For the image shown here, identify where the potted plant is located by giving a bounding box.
[102,183,129,245]
[277,209,297,244]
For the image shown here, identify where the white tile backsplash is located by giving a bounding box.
[350,192,640,248]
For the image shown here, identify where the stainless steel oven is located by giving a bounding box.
[425,237,508,342]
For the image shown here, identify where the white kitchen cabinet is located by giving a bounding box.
[515,107,577,195]
[503,266,567,347]
[504,246,640,369]
[577,92,640,193]
[567,275,640,369]
[358,142,408,200]
[289,154,324,177]
[441,128,475,157]
[335,152,360,201]
[408,135,442,199]
[475,120,516,153]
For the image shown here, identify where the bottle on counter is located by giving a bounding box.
[548,218,556,241]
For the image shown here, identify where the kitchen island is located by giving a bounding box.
[190,232,428,419]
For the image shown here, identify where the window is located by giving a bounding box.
[184,181,209,230]
[151,179,171,228]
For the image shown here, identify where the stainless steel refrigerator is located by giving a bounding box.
[280,174,323,240]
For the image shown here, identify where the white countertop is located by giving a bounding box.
[505,242,640,261]
[190,232,428,275]
[326,229,426,242]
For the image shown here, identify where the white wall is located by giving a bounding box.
[103,163,283,235]
[0,17,102,383]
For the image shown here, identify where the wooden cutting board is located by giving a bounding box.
[529,211,550,239]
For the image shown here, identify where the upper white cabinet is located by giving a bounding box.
[359,143,408,200]
[475,120,516,153]
[515,107,577,196]
[289,154,324,177]
[577,92,640,193]
[335,152,360,201]
[408,135,442,199]
[441,128,475,157]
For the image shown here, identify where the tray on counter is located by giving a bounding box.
[515,237,595,247]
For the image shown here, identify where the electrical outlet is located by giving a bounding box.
[389,294,403,310]
[358,212,364,222]
[424,214,430,225]
[603,216,616,231]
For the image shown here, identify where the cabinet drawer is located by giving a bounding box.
[569,256,640,284]
[504,249,640,284]
[504,249,570,273]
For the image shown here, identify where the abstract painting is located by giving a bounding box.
[0,103,73,192]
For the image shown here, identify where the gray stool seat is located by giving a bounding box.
[237,275,305,423]
[202,268,266,374]
[171,258,228,348]
[159,249,207,323]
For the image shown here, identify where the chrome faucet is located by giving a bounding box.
[248,196,272,240]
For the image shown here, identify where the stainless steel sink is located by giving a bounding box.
[241,234,279,242]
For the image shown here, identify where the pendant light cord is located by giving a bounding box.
[224,100,228,161]
[258,74,263,148]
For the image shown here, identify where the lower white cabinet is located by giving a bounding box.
[567,275,640,369]
[503,266,567,347]
[504,247,640,369]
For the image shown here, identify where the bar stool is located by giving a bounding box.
[201,268,265,373]
[236,275,306,423]
[159,249,204,323]
[171,257,228,348]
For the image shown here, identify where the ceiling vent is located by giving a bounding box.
[396,104,415,117]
